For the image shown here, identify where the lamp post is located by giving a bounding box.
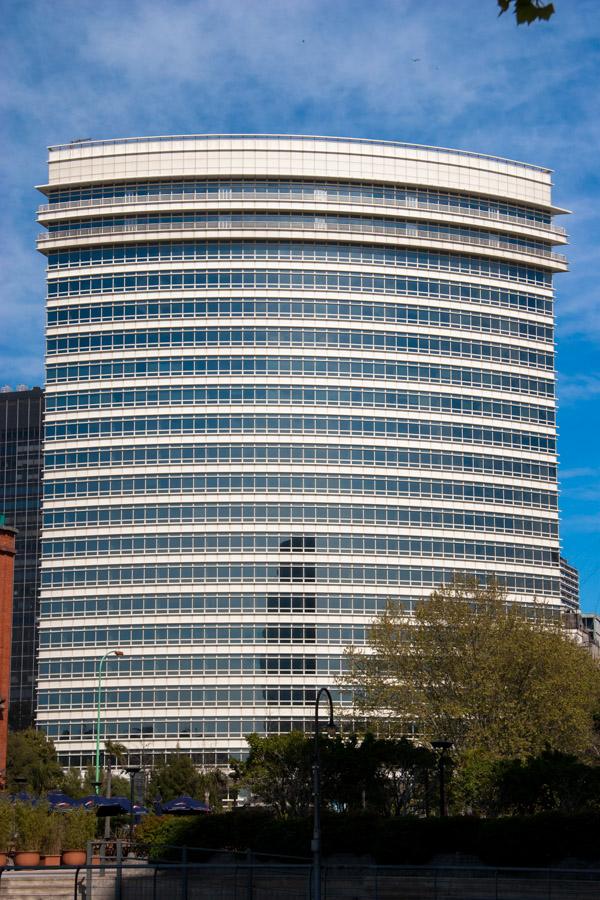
[312,687,336,900]
[124,765,141,848]
[431,740,453,817]
[95,650,124,792]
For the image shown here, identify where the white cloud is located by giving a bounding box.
[558,373,600,403]
[2,0,600,387]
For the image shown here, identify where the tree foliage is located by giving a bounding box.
[60,764,129,799]
[231,731,437,818]
[497,0,555,24]
[452,748,600,816]
[231,731,313,817]
[345,578,600,759]
[6,728,64,794]
[147,749,227,809]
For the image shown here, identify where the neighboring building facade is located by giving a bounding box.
[0,520,17,788]
[36,135,567,766]
[580,614,600,660]
[560,555,580,611]
[0,387,44,729]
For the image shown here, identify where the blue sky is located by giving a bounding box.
[1,0,598,609]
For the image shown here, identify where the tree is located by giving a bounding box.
[147,748,227,806]
[451,748,600,816]
[60,764,130,799]
[232,731,437,818]
[196,769,228,812]
[6,728,64,794]
[103,740,129,799]
[495,750,600,815]
[231,732,313,818]
[345,578,600,759]
[322,733,436,816]
[497,0,555,25]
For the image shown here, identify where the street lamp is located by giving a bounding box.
[312,687,336,900]
[124,765,141,848]
[95,650,124,792]
[431,740,453,817]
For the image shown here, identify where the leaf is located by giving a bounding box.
[497,0,555,24]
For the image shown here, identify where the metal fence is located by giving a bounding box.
[2,861,600,900]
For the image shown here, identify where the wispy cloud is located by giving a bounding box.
[1,0,600,604]
[558,373,600,404]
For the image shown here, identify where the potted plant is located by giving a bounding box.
[62,807,96,866]
[0,797,14,867]
[41,812,63,866]
[14,801,47,866]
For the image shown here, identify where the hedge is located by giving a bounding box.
[134,809,600,866]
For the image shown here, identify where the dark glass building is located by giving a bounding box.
[0,387,44,728]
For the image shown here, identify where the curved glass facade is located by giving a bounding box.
[36,135,566,766]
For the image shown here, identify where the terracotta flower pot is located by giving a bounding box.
[0,852,8,868]
[42,854,62,867]
[14,851,40,866]
[62,850,86,866]
[92,855,102,866]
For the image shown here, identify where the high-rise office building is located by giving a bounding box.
[36,136,567,766]
[560,556,580,611]
[0,387,44,729]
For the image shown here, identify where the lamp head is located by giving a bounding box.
[114,650,125,657]
[325,718,337,737]
[431,740,453,752]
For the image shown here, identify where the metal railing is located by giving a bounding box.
[36,193,567,236]
[36,219,567,264]
[1,857,600,899]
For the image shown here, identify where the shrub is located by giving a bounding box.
[14,801,48,852]
[42,812,64,855]
[62,807,96,850]
[0,797,14,852]
[133,809,600,866]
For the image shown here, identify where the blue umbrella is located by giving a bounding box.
[47,791,79,810]
[80,795,132,815]
[160,795,211,815]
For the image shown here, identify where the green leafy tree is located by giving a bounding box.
[495,750,600,815]
[103,741,129,799]
[450,748,503,816]
[59,764,129,799]
[6,729,64,794]
[232,731,436,818]
[148,748,226,804]
[345,578,600,759]
[231,732,314,817]
[196,769,228,812]
[61,768,87,799]
[322,733,435,816]
[497,0,555,24]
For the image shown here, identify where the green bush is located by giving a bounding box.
[0,797,14,852]
[14,801,48,852]
[134,809,600,866]
[41,812,64,855]
[62,807,96,850]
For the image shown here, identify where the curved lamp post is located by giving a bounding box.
[124,765,141,847]
[95,650,124,792]
[312,687,336,900]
